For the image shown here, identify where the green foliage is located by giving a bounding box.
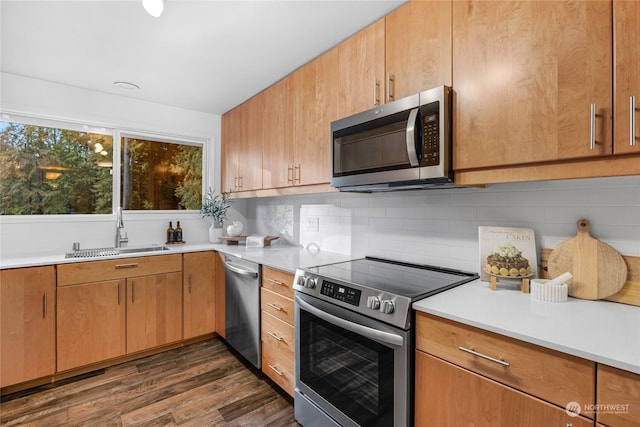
[0,122,113,215]
[201,187,232,224]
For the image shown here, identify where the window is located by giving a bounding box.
[0,115,205,215]
[121,136,202,210]
[0,120,113,214]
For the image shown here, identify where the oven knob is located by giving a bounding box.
[380,300,395,314]
[296,276,307,287]
[303,277,316,289]
[366,296,381,310]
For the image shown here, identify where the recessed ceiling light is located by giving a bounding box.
[113,81,140,91]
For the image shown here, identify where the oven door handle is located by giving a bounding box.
[296,296,404,348]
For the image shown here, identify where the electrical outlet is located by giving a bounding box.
[306,216,320,232]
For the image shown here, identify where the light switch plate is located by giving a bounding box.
[306,216,320,232]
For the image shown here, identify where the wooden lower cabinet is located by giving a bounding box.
[597,364,640,427]
[183,251,216,339]
[261,267,295,396]
[0,266,56,388]
[57,279,127,371]
[126,272,183,354]
[415,351,593,427]
[215,252,225,338]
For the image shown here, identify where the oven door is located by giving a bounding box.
[294,292,411,427]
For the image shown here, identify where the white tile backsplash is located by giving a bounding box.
[247,176,640,273]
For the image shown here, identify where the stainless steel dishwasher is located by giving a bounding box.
[223,254,261,369]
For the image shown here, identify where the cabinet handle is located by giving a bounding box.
[373,79,380,106]
[458,346,510,367]
[188,274,192,294]
[267,302,283,312]
[42,292,47,318]
[267,331,283,342]
[590,103,598,150]
[267,364,284,376]
[631,95,637,147]
[131,281,136,303]
[115,263,138,269]
[386,72,394,102]
[267,278,285,286]
[287,165,294,184]
[294,164,300,184]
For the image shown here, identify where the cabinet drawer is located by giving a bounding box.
[415,350,594,427]
[57,254,182,286]
[262,344,294,397]
[416,312,595,414]
[261,287,294,325]
[261,311,294,362]
[597,364,640,427]
[262,266,294,299]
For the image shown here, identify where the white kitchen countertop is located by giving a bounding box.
[0,241,354,274]
[413,279,640,375]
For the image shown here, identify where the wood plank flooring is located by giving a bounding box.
[0,338,299,426]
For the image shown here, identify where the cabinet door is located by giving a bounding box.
[127,272,182,354]
[338,18,385,119]
[221,105,241,193]
[385,0,452,100]
[415,351,593,427]
[57,280,126,371]
[614,0,640,155]
[183,251,216,339]
[597,364,640,427]
[237,94,264,192]
[262,78,293,189]
[0,266,55,387]
[453,0,612,170]
[292,47,339,186]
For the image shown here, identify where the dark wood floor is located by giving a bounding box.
[0,338,298,426]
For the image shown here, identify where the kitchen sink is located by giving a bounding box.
[65,245,171,258]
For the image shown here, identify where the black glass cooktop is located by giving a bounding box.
[305,257,478,300]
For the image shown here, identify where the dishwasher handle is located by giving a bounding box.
[225,261,259,278]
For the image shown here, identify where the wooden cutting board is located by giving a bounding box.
[547,219,628,300]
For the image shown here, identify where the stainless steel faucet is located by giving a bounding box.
[115,207,128,248]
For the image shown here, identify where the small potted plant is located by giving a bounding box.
[201,187,232,243]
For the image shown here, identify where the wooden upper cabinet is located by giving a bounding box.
[183,251,216,340]
[614,0,640,155]
[338,18,385,119]
[262,78,293,189]
[385,0,452,100]
[222,99,263,193]
[1,266,55,387]
[453,0,612,171]
[292,47,339,186]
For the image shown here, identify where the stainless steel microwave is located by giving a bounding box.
[331,85,454,192]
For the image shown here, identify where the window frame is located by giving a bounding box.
[0,112,208,222]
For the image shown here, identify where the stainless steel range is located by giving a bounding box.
[293,257,478,427]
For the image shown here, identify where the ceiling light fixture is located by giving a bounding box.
[113,81,140,91]
[142,0,166,18]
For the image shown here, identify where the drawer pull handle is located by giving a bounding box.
[267,278,285,286]
[267,303,283,312]
[458,346,510,367]
[267,331,283,342]
[115,263,138,269]
[268,364,284,376]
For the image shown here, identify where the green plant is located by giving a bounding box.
[201,187,232,225]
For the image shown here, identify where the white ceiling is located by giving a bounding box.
[1,0,406,116]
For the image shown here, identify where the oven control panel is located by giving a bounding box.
[321,281,361,306]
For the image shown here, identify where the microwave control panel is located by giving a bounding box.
[422,113,440,166]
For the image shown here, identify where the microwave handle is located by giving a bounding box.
[406,107,420,167]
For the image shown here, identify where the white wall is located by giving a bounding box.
[0,73,247,258]
[248,176,640,273]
